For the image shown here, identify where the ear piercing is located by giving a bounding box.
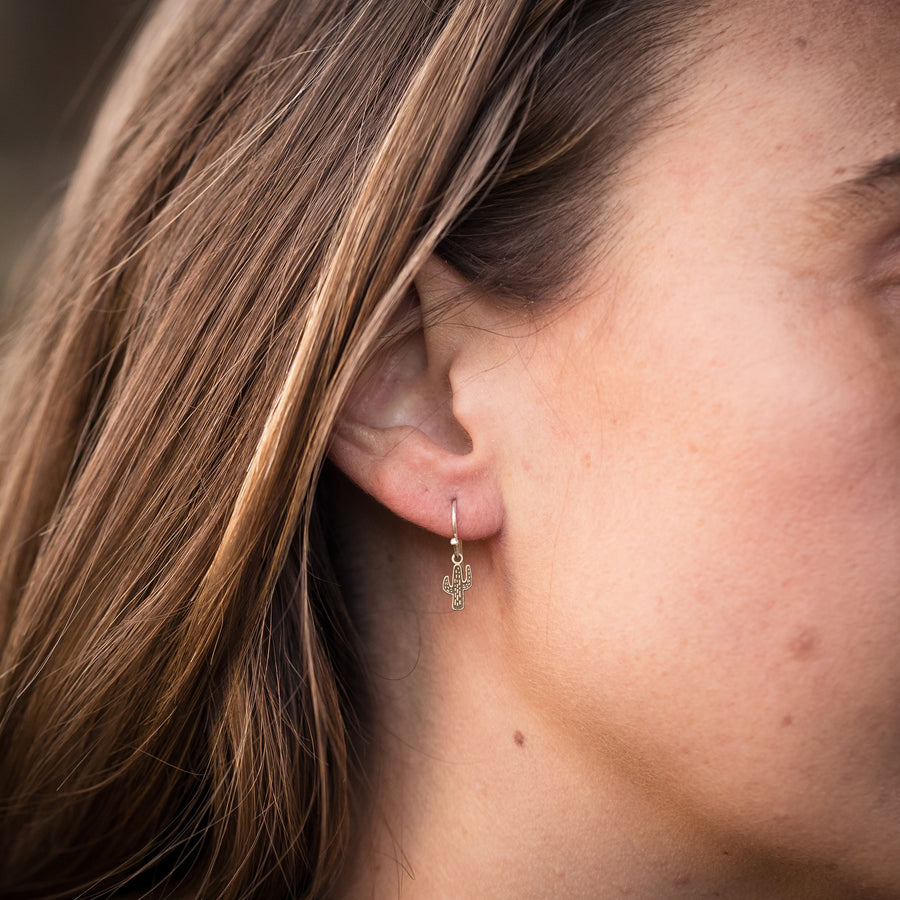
[442,499,471,611]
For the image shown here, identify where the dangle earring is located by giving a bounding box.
[442,499,471,611]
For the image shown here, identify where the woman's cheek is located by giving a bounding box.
[501,281,900,847]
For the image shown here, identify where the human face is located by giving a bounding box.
[485,0,900,889]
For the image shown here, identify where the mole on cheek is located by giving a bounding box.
[787,628,819,661]
[514,731,525,747]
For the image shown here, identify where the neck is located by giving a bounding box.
[326,479,851,899]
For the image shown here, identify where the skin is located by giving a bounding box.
[329,1,900,896]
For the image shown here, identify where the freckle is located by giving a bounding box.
[834,166,847,176]
[514,730,525,747]
[581,452,592,469]
[795,35,808,50]
[782,714,793,727]
[787,628,819,660]
[688,441,699,454]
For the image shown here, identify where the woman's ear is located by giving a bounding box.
[328,256,504,541]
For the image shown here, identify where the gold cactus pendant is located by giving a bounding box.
[442,500,471,611]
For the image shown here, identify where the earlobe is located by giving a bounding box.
[327,257,504,541]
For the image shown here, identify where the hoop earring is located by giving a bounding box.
[442,499,471,611]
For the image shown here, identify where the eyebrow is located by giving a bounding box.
[802,151,900,248]
[816,151,900,218]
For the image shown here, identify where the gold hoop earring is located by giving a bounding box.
[442,499,471,611]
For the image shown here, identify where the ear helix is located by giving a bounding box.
[441,499,472,611]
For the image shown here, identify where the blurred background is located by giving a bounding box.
[0,0,154,326]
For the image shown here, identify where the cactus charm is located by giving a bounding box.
[442,500,471,611]
[443,552,472,611]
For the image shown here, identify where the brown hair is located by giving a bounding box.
[0,1,706,897]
